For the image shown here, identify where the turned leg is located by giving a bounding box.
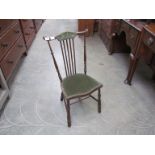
[98,89,101,113]
[124,53,139,85]
[66,100,71,127]
[60,92,64,101]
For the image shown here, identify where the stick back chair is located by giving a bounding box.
[43,29,103,127]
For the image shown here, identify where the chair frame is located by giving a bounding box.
[43,29,102,127]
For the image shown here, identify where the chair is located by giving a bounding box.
[43,29,103,127]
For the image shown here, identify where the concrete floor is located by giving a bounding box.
[0,19,155,134]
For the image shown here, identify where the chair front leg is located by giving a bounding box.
[66,99,71,127]
[98,89,101,113]
[60,92,64,101]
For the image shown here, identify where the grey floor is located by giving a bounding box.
[1,19,155,135]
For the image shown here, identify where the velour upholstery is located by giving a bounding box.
[61,73,102,99]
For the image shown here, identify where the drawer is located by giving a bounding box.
[0,35,26,79]
[21,19,34,30]
[23,26,36,48]
[0,22,22,61]
[142,29,155,52]
[0,20,18,36]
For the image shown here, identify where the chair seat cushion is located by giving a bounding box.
[61,74,102,99]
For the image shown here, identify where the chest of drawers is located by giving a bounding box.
[0,20,26,80]
[20,19,36,50]
[0,21,22,61]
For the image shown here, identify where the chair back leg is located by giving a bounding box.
[98,88,101,113]
[60,92,64,101]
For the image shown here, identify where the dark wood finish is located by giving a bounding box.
[110,20,146,55]
[0,19,43,82]
[109,19,148,85]
[126,23,155,84]
[19,19,36,50]
[0,20,18,36]
[1,35,26,79]
[0,21,22,61]
[0,20,27,81]
[99,19,120,52]
[43,29,102,127]
[78,19,95,36]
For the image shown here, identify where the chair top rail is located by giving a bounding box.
[76,29,88,35]
[43,36,55,41]
[43,28,88,41]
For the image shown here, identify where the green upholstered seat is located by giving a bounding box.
[55,32,77,41]
[61,74,103,99]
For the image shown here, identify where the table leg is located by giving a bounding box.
[124,53,139,85]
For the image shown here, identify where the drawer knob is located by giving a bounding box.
[1,43,8,47]
[147,37,154,46]
[14,30,20,34]
[6,60,14,64]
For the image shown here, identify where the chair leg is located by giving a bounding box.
[98,89,101,113]
[66,100,71,127]
[60,92,64,101]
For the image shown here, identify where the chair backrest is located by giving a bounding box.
[43,29,88,82]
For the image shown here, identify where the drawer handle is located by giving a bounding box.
[6,60,14,64]
[0,26,1,30]
[25,33,30,35]
[147,37,154,46]
[1,43,8,47]
[18,44,23,48]
[14,30,20,34]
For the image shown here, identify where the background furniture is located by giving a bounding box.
[126,23,155,84]
[110,20,146,55]
[0,19,44,84]
[0,20,27,81]
[78,19,95,36]
[109,19,147,85]
[0,68,10,110]
[117,20,146,84]
[19,19,36,50]
[44,29,103,127]
[98,19,120,52]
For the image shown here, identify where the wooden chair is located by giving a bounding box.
[43,29,103,127]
